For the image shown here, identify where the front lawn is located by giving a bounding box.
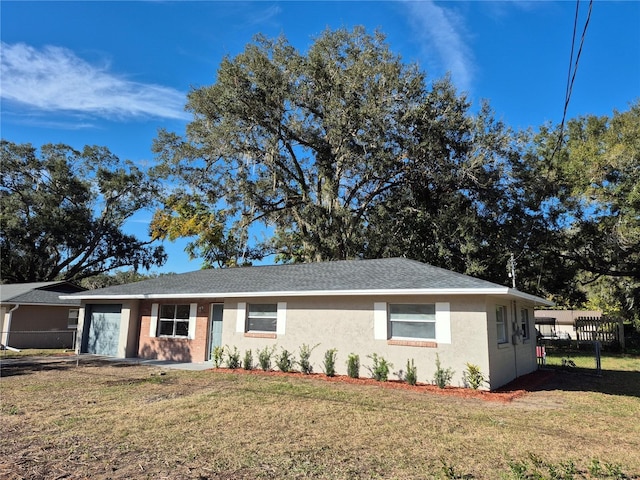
[1,355,639,479]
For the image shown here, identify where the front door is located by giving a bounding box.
[208,304,224,360]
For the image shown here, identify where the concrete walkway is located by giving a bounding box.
[114,357,215,371]
[0,354,215,371]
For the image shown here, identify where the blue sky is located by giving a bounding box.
[2,1,639,274]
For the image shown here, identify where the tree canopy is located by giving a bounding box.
[526,101,640,318]
[151,28,537,284]
[150,26,637,318]
[1,141,166,282]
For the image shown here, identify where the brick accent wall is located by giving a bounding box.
[138,300,209,362]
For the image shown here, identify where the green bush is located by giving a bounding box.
[257,345,275,371]
[323,348,337,377]
[211,346,225,368]
[243,349,254,370]
[462,363,486,390]
[298,343,319,374]
[225,346,241,369]
[367,353,392,382]
[405,359,417,386]
[276,348,295,373]
[433,353,454,388]
[346,353,360,379]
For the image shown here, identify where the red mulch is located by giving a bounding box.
[209,368,557,403]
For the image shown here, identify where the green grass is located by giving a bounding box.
[1,355,639,479]
[545,351,640,371]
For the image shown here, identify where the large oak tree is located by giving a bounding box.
[151,27,540,288]
[1,141,166,282]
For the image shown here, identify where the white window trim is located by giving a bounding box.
[236,302,246,333]
[188,303,197,339]
[435,302,451,344]
[237,302,285,335]
[276,302,286,335]
[376,302,451,343]
[245,303,278,334]
[150,303,159,337]
[496,305,508,344]
[373,302,387,340]
[151,303,196,339]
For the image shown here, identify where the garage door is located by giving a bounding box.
[85,304,122,356]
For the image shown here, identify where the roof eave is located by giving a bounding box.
[61,287,553,305]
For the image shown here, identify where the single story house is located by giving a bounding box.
[1,281,85,349]
[62,258,553,390]
[534,310,602,340]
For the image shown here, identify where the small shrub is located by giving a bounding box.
[257,345,275,371]
[225,346,241,369]
[507,460,528,480]
[346,353,360,379]
[323,348,337,377]
[605,461,625,479]
[276,348,295,373]
[462,363,486,390]
[211,346,225,368]
[433,353,454,388]
[243,349,254,370]
[405,359,417,386]
[298,343,319,375]
[588,459,603,477]
[367,353,393,382]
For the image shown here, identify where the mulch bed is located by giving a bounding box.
[209,367,557,403]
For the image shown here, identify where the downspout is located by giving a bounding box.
[512,300,518,379]
[2,304,21,351]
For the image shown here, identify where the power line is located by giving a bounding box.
[550,0,593,162]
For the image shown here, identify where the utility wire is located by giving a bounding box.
[550,0,593,162]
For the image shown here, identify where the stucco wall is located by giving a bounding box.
[99,293,536,390]
[486,297,537,390]
[1,305,76,349]
[220,295,492,389]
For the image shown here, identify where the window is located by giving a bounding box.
[496,305,508,343]
[520,308,530,340]
[389,304,436,340]
[158,304,190,337]
[246,304,277,333]
[68,308,79,329]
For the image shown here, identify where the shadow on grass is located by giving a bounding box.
[499,367,640,398]
[0,356,141,378]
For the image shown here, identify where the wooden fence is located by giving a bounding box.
[575,316,625,350]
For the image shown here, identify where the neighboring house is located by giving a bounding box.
[1,281,85,349]
[534,310,602,340]
[62,258,553,390]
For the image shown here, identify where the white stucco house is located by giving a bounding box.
[61,258,553,390]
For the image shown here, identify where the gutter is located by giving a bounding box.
[61,287,554,306]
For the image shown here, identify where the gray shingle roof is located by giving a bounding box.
[66,258,550,304]
[1,281,83,305]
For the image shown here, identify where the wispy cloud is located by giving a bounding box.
[402,1,474,92]
[244,4,282,27]
[1,42,190,121]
